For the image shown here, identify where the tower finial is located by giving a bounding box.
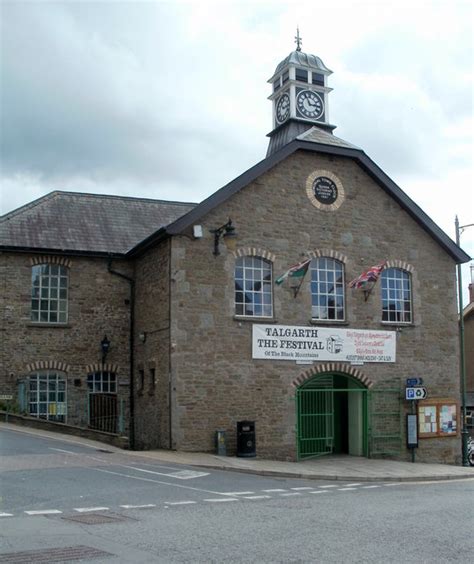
[295,27,302,51]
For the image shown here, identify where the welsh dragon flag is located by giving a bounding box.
[275,259,311,285]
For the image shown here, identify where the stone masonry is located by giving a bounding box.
[159,150,461,463]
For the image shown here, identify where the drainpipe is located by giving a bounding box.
[108,257,136,450]
[168,239,173,450]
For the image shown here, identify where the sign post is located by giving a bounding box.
[405,387,427,401]
[405,383,427,462]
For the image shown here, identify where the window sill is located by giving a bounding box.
[233,316,278,324]
[27,322,71,328]
[380,322,414,328]
[309,319,349,326]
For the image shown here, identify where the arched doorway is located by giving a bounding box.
[296,373,368,460]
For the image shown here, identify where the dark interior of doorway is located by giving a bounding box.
[333,375,348,454]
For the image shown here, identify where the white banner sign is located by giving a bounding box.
[252,324,396,363]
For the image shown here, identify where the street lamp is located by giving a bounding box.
[455,216,473,467]
[101,334,111,365]
[210,219,238,256]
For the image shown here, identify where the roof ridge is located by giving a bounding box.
[1,190,198,220]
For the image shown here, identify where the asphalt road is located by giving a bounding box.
[1,427,473,563]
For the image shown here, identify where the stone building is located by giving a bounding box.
[463,275,474,435]
[0,44,470,463]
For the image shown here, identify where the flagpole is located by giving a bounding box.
[455,216,472,467]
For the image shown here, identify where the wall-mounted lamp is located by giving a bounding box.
[139,332,147,343]
[210,219,238,256]
[101,334,111,364]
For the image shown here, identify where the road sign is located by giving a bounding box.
[405,387,427,400]
[406,378,423,387]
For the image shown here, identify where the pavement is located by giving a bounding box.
[2,422,474,482]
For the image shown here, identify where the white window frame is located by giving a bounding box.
[31,264,69,323]
[381,267,412,324]
[28,371,67,422]
[310,257,345,321]
[235,256,273,318]
[87,371,117,394]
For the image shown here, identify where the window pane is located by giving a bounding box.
[31,264,69,323]
[381,268,412,323]
[234,257,273,318]
[311,258,345,320]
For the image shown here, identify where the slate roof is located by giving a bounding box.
[0,191,196,255]
[297,127,361,150]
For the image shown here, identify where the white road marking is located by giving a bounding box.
[383,483,400,487]
[91,467,230,496]
[221,491,255,496]
[309,490,330,494]
[167,470,209,480]
[338,488,357,491]
[243,495,271,500]
[361,485,381,489]
[25,509,62,515]
[319,485,338,488]
[74,507,110,512]
[0,512,14,517]
[120,504,156,509]
[279,492,302,497]
[119,465,209,480]
[165,501,197,506]
[49,447,78,455]
[204,498,239,503]
[290,487,314,491]
[262,488,287,492]
[345,483,362,487]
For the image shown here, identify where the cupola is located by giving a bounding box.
[267,29,336,156]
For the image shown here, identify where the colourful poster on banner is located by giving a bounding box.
[252,324,396,363]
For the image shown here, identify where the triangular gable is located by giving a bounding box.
[131,135,469,264]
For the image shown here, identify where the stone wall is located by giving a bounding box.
[167,150,461,463]
[133,239,171,449]
[0,253,132,434]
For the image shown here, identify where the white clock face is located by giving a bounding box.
[276,93,290,124]
[296,90,324,120]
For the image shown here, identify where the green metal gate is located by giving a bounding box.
[368,387,402,458]
[296,375,403,460]
[296,375,368,460]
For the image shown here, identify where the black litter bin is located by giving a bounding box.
[236,420,256,457]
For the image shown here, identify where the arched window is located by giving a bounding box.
[310,258,345,320]
[235,256,273,317]
[381,268,412,323]
[28,370,67,422]
[31,264,69,323]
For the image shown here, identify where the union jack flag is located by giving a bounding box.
[349,261,386,289]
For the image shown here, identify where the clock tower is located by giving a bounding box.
[267,30,336,156]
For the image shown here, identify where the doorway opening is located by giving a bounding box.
[296,373,368,460]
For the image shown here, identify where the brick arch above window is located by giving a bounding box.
[30,256,72,268]
[233,247,276,262]
[385,260,414,273]
[291,363,374,389]
[307,249,348,263]
[86,363,119,375]
[26,361,71,373]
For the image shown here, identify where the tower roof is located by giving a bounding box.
[270,50,332,81]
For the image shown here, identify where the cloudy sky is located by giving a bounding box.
[1,0,473,289]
